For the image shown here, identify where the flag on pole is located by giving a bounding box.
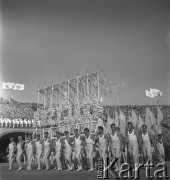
[145,89,155,98]
[2,82,15,89]
[137,114,144,131]
[157,105,163,134]
[106,113,113,133]
[150,88,162,97]
[131,109,138,128]
[119,110,126,137]
[13,84,24,90]
[146,107,156,135]
[114,110,119,127]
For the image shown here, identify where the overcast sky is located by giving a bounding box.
[1,0,170,105]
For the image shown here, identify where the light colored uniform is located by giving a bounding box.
[110,131,120,158]
[26,141,33,169]
[64,138,72,160]
[157,139,164,161]
[85,135,94,160]
[16,142,23,163]
[35,140,43,169]
[43,138,51,169]
[142,132,151,157]
[55,138,62,169]
[8,142,15,168]
[128,129,139,156]
[75,136,82,159]
[98,134,107,158]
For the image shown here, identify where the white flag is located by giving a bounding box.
[13,84,24,90]
[2,82,15,89]
[145,89,155,98]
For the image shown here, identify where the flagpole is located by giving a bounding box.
[37,86,39,105]
[77,73,79,106]
[97,68,100,102]
[86,70,89,102]
[68,75,69,106]
[51,82,53,107]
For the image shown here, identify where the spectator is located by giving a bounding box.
[28,119,31,128]
[24,119,28,128]
[8,118,12,128]
[20,118,23,128]
[16,119,19,128]
[5,118,8,128]
[12,119,16,128]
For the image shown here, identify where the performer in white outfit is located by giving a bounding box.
[156,134,165,163]
[127,122,141,171]
[73,129,83,171]
[53,132,62,171]
[108,123,122,171]
[64,131,74,171]
[84,128,95,172]
[97,126,108,159]
[7,137,16,170]
[43,132,51,170]
[16,136,24,170]
[35,134,43,170]
[25,136,34,170]
[141,125,153,164]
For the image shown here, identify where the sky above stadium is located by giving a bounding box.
[1,0,170,105]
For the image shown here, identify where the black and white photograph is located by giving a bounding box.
[0,0,170,179]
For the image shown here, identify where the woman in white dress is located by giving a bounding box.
[53,132,63,171]
[43,132,51,170]
[35,134,43,170]
[16,136,24,170]
[25,136,34,170]
[7,137,16,170]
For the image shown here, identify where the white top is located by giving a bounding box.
[98,134,106,145]
[44,139,50,150]
[9,143,15,152]
[55,138,61,147]
[26,141,33,152]
[85,135,93,145]
[142,132,150,143]
[17,142,23,152]
[75,136,81,146]
[128,129,137,141]
[110,132,119,142]
[36,141,43,151]
[64,139,70,148]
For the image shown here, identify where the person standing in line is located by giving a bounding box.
[141,125,153,164]
[53,132,63,171]
[16,136,24,170]
[96,126,109,160]
[25,136,34,170]
[35,134,43,170]
[43,132,52,171]
[64,131,74,171]
[156,134,165,163]
[7,137,16,170]
[73,129,83,171]
[108,123,122,171]
[84,128,95,172]
[126,122,141,171]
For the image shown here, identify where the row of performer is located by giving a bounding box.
[0,118,34,128]
[7,122,165,171]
